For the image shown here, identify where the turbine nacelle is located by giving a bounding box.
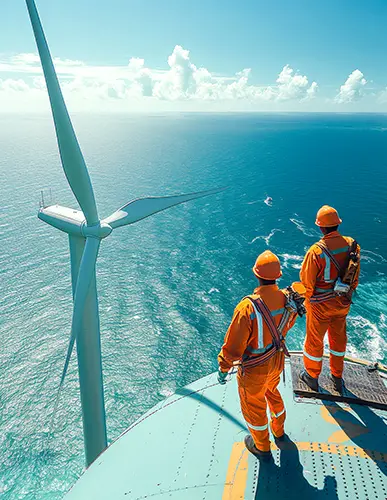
[38,205,113,239]
[38,205,84,236]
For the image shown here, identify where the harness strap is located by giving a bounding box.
[309,290,336,303]
[256,298,288,352]
[311,240,354,303]
[242,296,289,369]
[315,241,342,273]
[242,345,277,369]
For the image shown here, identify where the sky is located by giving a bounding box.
[1,0,387,113]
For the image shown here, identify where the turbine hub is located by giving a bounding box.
[82,222,112,239]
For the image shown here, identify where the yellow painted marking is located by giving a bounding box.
[270,441,387,462]
[222,442,248,500]
[223,439,386,497]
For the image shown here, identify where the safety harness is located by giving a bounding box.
[310,240,357,303]
[241,295,290,370]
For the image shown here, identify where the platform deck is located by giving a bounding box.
[66,356,387,499]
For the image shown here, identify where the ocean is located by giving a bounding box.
[1,113,387,498]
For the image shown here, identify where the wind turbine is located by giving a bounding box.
[26,0,225,466]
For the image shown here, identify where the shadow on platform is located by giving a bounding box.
[255,438,339,499]
[175,387,248,432]
[323,397,387,478]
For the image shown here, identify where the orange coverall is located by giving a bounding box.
[218,285,297,451]
[300,231,360,379]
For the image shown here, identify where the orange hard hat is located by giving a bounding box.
[253,250,282,280]
[315,205,342,228]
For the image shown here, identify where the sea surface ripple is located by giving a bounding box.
[1,113,387,498]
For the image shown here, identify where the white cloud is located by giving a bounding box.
[335,69,367,103]
[152,45,198,100]
[0,48,317,106]
[32,76,46,90]
[149,48,316,103]
[0,78,30,92]
[377,88,387,103]
[128,57,145,72]
[276,65,317,101]
[12,52,84,67]
[306,81,318,99]
[0,48,383,112]
[11,53,40,65]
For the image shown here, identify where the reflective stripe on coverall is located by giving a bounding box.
[238,351,286,451]
[300,231,360,378]
[218,284,297,451]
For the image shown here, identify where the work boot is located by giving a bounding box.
[274,432,287,443]
[244,435,272,461]
[274,433,291,448]
[300,370,319,392]
[331,374,344,394]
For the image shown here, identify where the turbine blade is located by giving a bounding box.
[102,187,227,229]
[58,237,100,389]
[25,0,98,225]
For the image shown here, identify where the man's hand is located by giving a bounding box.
[217,369,228,385]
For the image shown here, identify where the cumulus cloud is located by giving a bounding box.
[335,69,367,103]
[306,81,318,99]
[150,47,317,102]
[127,58,153,97]
[0,46,320,111]
[0,78,30,92]
[276,65,317,101]
[153,45,197,100]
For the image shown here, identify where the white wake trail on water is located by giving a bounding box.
[346,279,387,362]
[247,195,273,206]
[290,217,320,238]
[250,228,284,246]
[347,315,387,361]
[279,253,304,270]
[361,249,387,264]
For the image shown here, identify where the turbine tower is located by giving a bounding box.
[26,0,224,466]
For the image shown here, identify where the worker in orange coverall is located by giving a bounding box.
[218,251,303,460]
[300,206,360,394]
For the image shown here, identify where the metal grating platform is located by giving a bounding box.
[291,354,387,410]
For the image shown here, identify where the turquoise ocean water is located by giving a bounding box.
[1,113,387,498]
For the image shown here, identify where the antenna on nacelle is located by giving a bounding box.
[39,189,54,208]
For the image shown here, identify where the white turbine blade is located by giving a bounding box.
[103,187,227,229]
[26,0,99,225]
[58,237,100,388]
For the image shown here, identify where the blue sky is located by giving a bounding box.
[1,0,387,112]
